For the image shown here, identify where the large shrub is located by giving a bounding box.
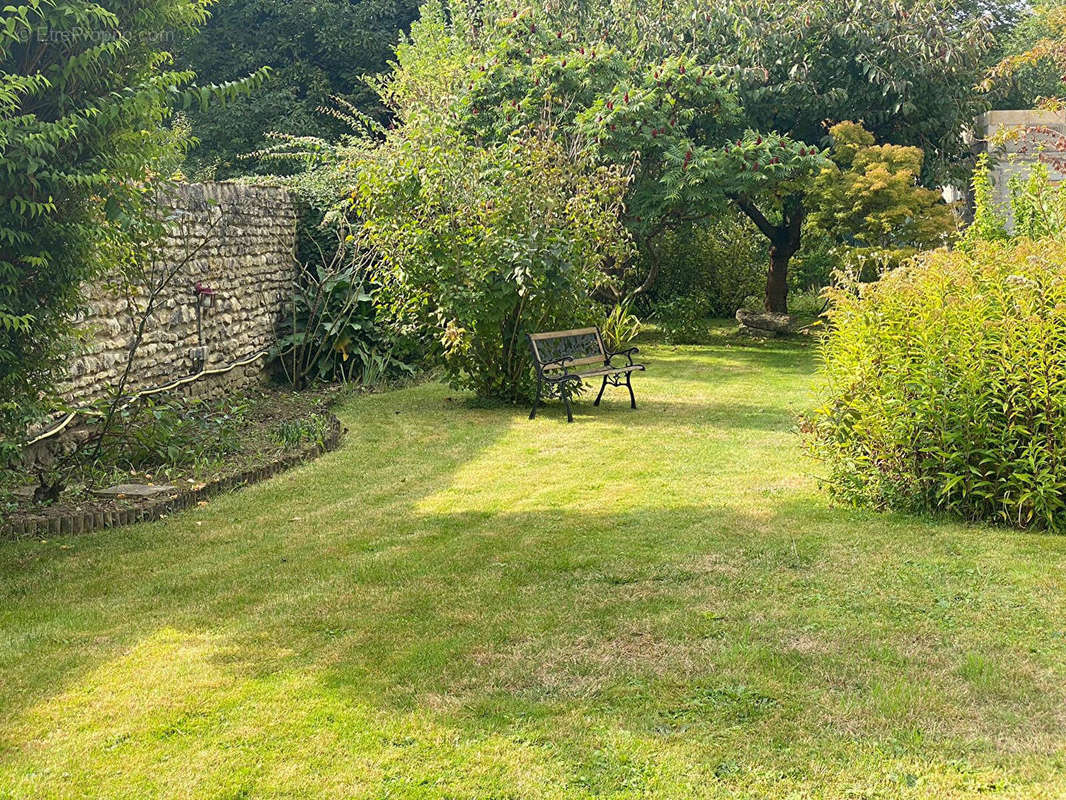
[809,122,956,254]
[806,239,1066,531]
[355,128,630,402]
[656,296,712,345]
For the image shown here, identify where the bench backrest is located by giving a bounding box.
[528,327,605,371]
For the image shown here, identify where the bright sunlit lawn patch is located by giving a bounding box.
[1,329,1064,799]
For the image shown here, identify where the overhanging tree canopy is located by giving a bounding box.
[457,0,993,311]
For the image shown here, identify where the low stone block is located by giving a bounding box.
[736,309,796,333]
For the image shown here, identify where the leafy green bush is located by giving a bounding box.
[964,155,1066,250]
[801,121,956,288]
[809,122,956,254]
[656,296,711,345]
[963,153,1010,246]
[648,215,767,317]
[806,238,1066,532]
[356,128,630,403]
[1008,163,1066,241]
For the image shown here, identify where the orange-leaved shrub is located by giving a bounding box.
[805,238,1066,531]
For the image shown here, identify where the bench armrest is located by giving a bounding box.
[605,347,639,367]
[538,355,575,375]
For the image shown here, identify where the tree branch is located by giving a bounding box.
[785,194,806,244]
[729,194,778,241]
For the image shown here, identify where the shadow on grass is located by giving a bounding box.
[2,334,1065,794]
[525,399,800,432]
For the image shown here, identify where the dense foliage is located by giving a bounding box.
[808,122,957,276]
[456,1,828,312]
[0,0,263,454]
[356,128,630,402]
[646,213,767,318]
[1005,162,1066,241]
[177,0,419,177]
[808,238,1066,532]
[963,154,1066,248]
[397,0,992,312]
[262,5,632,402]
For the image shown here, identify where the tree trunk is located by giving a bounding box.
[730,193,805,315]
[625,220,670,301]
[765,246,791,313]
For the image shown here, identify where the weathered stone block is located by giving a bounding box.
[736,309,796,334]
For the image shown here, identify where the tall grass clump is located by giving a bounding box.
[806,239,1066,532]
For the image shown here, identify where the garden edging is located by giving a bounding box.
[1,414,345,539]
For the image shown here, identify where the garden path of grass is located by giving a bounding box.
[1,332,1065,799]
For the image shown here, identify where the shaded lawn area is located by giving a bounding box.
[1,331,1065,799]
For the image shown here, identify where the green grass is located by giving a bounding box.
[2,332,1065,799]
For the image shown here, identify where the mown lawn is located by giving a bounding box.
[1,331,1065,799]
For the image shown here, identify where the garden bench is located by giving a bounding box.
[527,327,645,423]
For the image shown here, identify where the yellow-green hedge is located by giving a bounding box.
[806,239,1066,531]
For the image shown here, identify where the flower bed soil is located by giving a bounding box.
[2,389,348,539]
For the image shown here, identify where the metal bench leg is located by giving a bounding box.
[563,386,574,423]
[593,375,608,406]
[626,372,636,409]
[529,377,541,420]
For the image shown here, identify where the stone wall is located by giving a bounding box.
[974,110,1066,229]
[61,182,298,408]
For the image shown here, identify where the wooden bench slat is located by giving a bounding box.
[541,354,604,370]
[529,327,600,341]
[570,365,643,377]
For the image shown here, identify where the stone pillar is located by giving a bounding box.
[974,110,1066,231]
